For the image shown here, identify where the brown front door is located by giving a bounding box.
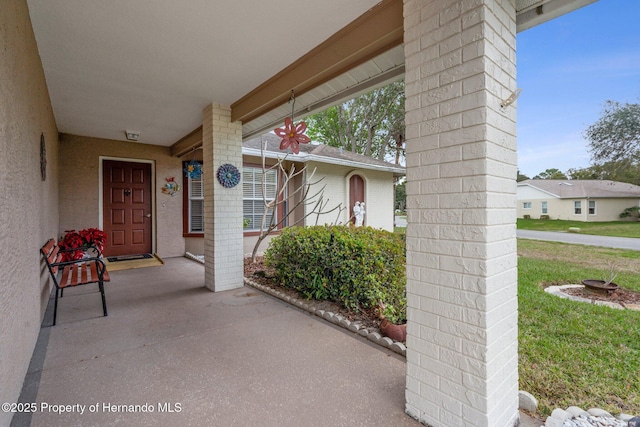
[349,174,365,225]
[103,160,152,257]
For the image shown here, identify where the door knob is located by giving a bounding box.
[145,213,151,218]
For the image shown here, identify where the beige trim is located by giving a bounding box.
[171,126,203,157]
[230,0,403,124]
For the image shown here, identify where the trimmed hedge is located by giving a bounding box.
[265,225,406,323]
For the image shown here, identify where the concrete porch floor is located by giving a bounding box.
[16,257,542,427]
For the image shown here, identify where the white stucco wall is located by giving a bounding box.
[305,161,397,231]
[0,1,60,425]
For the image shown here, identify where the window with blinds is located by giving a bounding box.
[189,174,204,233]
[243,166,277,231]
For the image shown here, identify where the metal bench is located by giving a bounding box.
[41,239,110,325]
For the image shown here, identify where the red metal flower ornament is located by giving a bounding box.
[274,117,310,154]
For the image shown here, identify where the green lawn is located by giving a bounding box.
[297,225,640,416]
[517,218,640,238]
[518,239,640,416]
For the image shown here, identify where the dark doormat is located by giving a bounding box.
[107,253,153,262]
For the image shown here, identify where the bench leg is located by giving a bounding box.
[99,281,108,317]
[53,287,60,326]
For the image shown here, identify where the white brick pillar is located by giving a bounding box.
[403,1,519,426]
[202,104,244,292]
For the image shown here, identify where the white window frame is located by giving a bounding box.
[523,202,532,209]
[588,200,596,215]
[243,166,278,232]
[574,201,582,215]
[541,201,548,214]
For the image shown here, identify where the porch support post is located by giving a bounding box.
[403,1,519,426]
[202,103,244,292]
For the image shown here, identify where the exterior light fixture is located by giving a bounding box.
[500,89,522,108]
[125,130,140,142]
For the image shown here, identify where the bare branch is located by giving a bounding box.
[250,149,343,262]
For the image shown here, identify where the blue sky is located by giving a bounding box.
[516,0,640,178]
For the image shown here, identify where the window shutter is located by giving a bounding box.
[190,200,204,232]
[242,166,278,231]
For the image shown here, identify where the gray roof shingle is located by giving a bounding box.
[243,133,405,175]
[519,179,640,198]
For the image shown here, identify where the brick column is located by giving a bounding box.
[403,1,519,426]
[202,104,244,292]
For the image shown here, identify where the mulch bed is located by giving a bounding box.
[244,257,382,330]
[561,286,640,308]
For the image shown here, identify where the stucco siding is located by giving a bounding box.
[517,185,553,199]
[517,181,640,222]
[59,134,185,258]
[0,1,60,424]
[360,169,396,230]
[306,162,396,231]
[517,188,640,221]
[517,197,563,219]
[586,198,639,222]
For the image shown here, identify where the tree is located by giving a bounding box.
[394,181,406,212]
[567,161,640,185]
[533,168,567,180]
[249,139,345,263]
[516,170,529,182]
[585,100,640,165]
[306,80,405,163]
[566,166,601,180]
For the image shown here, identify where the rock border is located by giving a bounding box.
[544,284,640,310]
[243,277,408,357]
[244,275,545,417]
[542,406,637,427]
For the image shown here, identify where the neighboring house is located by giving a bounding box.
[517,180,640,222]
[183,134,405,256]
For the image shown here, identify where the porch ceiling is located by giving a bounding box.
[26,0,597,148]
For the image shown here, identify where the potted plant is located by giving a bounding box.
[59,228,107,262]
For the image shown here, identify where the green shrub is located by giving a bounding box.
[265,225,406,323]
[620,206,640,220]
[539,215,550,220]
[523,214,531,220]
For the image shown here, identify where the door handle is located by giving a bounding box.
[145,213,151,218]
